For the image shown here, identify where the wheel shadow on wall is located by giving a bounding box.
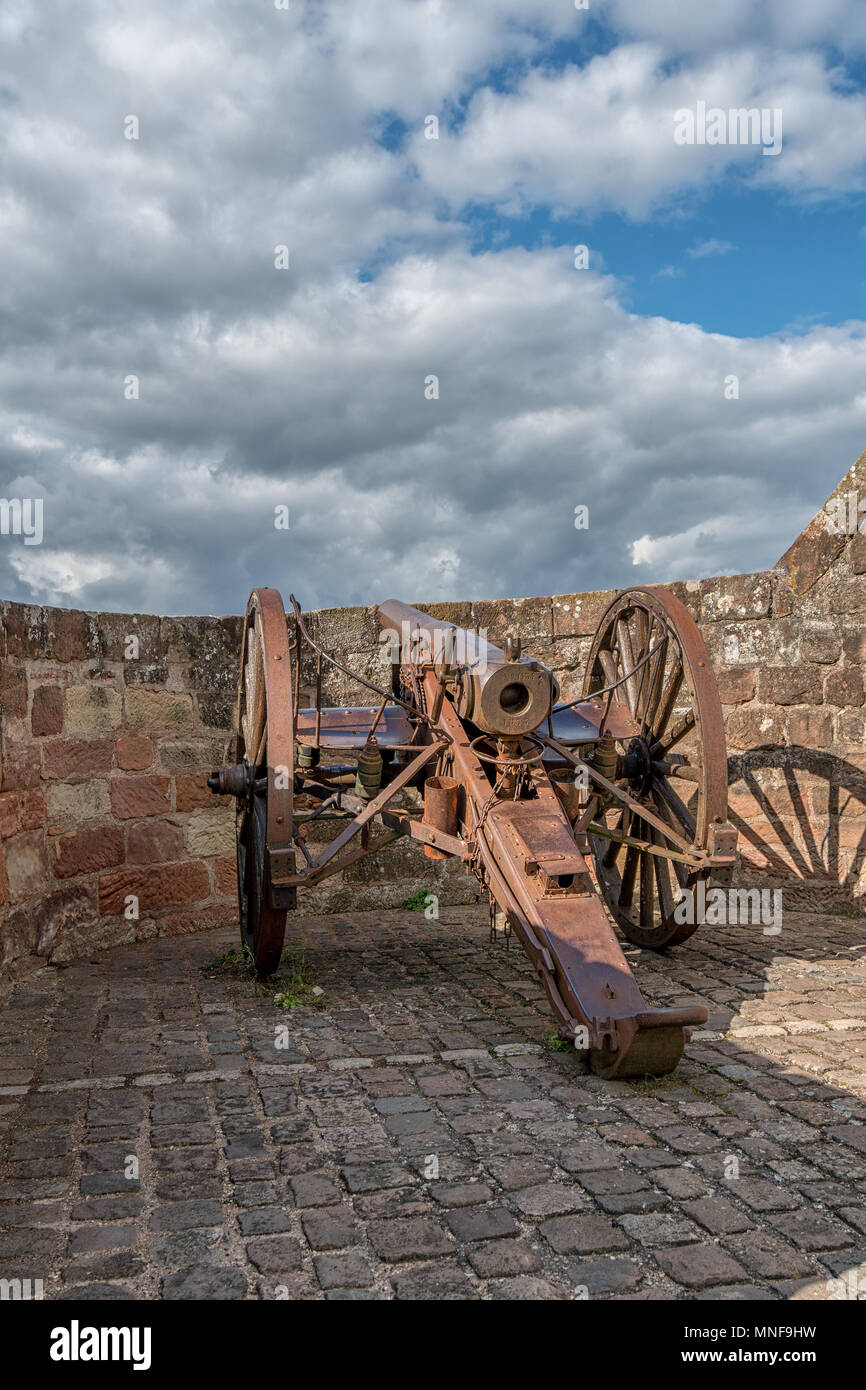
[727,745,866,912]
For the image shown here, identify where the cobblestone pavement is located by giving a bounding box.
[1,904,866,1301]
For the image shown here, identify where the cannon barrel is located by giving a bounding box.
[377,598,555,738]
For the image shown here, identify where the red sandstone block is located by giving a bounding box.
[45,609,97,663]
[0,794,19,839]
[214,855,237,897]
[42,738,113,780]
[98,859,210,915]
[0,845,7,907]
[758,665,822,706]
[835,818,866,849]
[1,744,42,790]
[33,884,98,956]
[824,667,865,709]
[2,603,44,659]
[839,709,866,743]
[726,791,761,821]
[0,665,27,718]
[809,783,832,816]
[175,773,214,812]
[552,590,617,639]
[127,820,184,865]
[786,709,834,749]
[19,790,46,831]
[31,685,64,737]
[772,577,795,618]
[97,611,161,664]
[53,826,125,880]
[109,775,171,820]
[725,707,785,750]
[4,830,51,901]
[116,735,154,771]
[700,573,771,623]
[158,905,236,936]
[829,579,866,614]
[717,667,756,705]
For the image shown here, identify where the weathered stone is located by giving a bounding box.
[46,781,111,825]
[0,664,27,717]
[115,736,154,771]
[42,738,114,780]
[654,1244,748,1289]
[65,684,122,734]
[109,775,171,819]
[98,860,210,915]
[127,819,184,865]
[717,667,756,705]
[175,774,214,812]
[52,827,124,880]
[540,1213,629,1255]
[124,688,194,732]
[392,1261,476,1299]
[162,1266,248,1299]
[245,1236,303,1273]
[314,1251,374,1290]
[824,667,864,708]
[32,889,97,956]
[367,1217,453,1261]
[31,685,64,736]
[467,1239,541,1278]
[4,831,50,900]
[185,808,234,857]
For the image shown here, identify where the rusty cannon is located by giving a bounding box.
[208,586,737,1077]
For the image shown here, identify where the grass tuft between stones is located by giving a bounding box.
[201,941,327,1009]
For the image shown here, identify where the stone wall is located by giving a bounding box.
[1,451,865,981]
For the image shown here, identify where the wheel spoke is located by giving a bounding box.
[620,842,639,908]
[633,617,656,724]
[653,774,697,840]
[614,619,638,713]
[632,606,648,668]
[653,656,683,742]
[652,826,675,921]
[641,635,668,737]
[653,708,695,755]
[599,649,618,688]
[639,842,654,930]
[651,788,689,889]
[602,807,630,867]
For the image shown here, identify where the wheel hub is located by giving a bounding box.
[621,736,653,795]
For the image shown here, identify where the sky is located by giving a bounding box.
[1,0,866,616]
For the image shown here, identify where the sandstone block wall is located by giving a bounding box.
[1,451,864,981]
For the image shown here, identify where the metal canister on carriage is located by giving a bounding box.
[354,737,384,799]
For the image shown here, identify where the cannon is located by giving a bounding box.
[209,586,737,1077]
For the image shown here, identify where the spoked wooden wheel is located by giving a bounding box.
[235,588,296,976]
[584,586,728,949]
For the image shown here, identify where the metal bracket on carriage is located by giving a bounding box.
[266,845,298,909]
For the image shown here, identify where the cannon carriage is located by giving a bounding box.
[208,585,737,1078]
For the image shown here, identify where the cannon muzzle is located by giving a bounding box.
[377,598,555,737]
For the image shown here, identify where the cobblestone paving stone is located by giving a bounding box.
[1,904,865,1301]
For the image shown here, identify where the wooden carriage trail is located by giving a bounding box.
[1,904,865,1301]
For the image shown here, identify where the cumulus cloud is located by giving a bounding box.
[687,239,737,259]
[414,46,866,216]
[0,0,863,616]
[605,0,866,55]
